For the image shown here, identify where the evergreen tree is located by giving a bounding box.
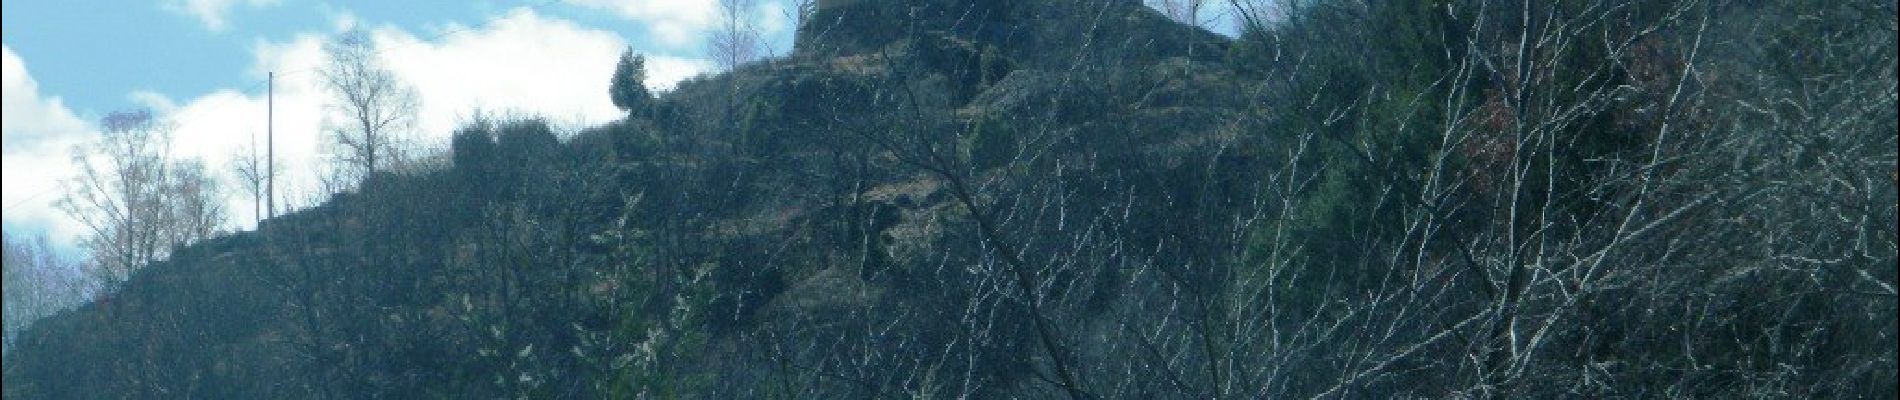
[609,49,653,116]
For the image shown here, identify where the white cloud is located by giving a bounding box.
[2,47,90,154]
[3,44,280,247]
[643,56,716,92]
[6,7,719,256]
[327,8,361,33]
[127,90,180,112]
[371,7,637,139]
[758,1,790,36]
[2,45,96,250]
[163,0,283,32]
[143,7,713,232]
[564,0,718,48]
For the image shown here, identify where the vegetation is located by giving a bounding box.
[2,230,86,356]
[608,49,654,116]
[319,29,420,184]
[4,0,1894,398]
[55,109,226,289]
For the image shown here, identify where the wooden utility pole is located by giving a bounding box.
[267,71,275,220]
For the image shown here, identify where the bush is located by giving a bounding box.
[451,122,497,177]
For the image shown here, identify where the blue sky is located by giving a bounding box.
[3,0,801,256]
[2,1,790,116]
[3,0,1238,260]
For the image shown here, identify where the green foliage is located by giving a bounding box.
[495,118,560,163]
[610,48,654,116]
[1239,0,1466,276]
[962,113,1019,171]
[6,1,1893,398]
[451,121,498,195]
[452,123,497,170]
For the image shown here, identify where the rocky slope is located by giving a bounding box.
[7,0,1894,398]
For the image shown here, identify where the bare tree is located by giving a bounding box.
[792,0,818,31]
[59,110,174,286]
[320,29,419,182]
[3,231,25,356]
[57,110,225,289]
[3,230,85,356]
[232,132,279,226]
[165,159,226,244]
[709,0,765,70]
[762,0,1893,398]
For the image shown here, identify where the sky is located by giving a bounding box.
[1,0,1247,263]
[2,0,804,257]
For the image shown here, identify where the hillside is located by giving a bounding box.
[5,0,1895,398]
